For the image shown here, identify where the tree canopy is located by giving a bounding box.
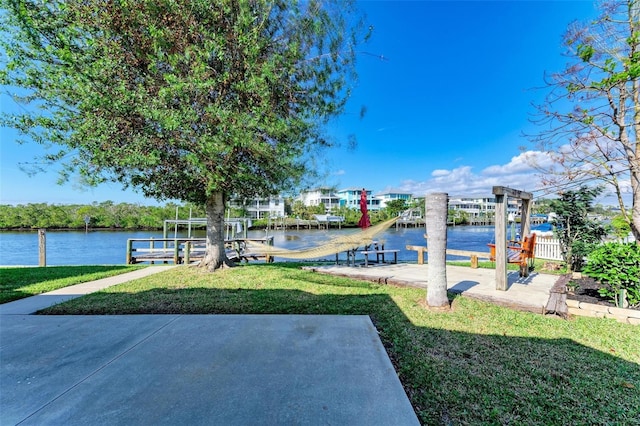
[530,0,640,242]
[1,0,369,269]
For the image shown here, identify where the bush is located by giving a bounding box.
[569,240,599,272]
[583,242,640,308]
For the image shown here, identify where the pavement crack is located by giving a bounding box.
[16,315,183,425]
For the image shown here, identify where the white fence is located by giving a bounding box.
[534,234,637,262]
[535,237,563,261]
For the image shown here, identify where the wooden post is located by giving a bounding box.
[38,228,46,267]
[521,198,532,237]
[470,255,478,269]
[494,192,508,291]
[163,221,168,248]
[126,239,133,264]
[492,186,533,291]
[174,241,180,264]
[184,241,191,264]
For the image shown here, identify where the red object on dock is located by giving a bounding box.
[358,188,371,229]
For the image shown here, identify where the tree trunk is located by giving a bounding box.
[425,192,450,309]
[200,191,233,271]
[632,180,640,243]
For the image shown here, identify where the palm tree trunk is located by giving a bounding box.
[425,192,450,309]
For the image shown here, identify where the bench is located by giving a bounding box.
[488,233,537,277]
[359,249,399,267]
[405,245,491,268]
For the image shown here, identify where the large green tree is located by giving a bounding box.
[383,199,407,218]
[531,0,640,242]
[0,0,368,270]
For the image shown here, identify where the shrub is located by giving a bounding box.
[549,186,607,272]
[569,240,600,272]
[582,242,640,308]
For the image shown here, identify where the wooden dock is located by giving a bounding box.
[126,237,274,264]
[395,218,424,228]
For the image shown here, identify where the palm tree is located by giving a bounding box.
[425,193,450,309]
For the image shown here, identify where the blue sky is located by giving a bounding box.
[1,1,603,206]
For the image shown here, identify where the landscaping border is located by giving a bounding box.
[566,299,640,325]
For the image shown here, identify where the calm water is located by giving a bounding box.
[0,225,496,266]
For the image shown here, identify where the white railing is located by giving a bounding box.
[616,233,636,243]
[535,237,563,261]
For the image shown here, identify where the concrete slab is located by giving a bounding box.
[0,266,176,315]
[0,315,419,425]
[310,264,559,314]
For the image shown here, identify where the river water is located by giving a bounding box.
[0,225,496,266]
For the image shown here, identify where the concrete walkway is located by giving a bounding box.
[0,314,418,425]
[309,263,559,314]
[0,265,419,425]
[0,265,177,315]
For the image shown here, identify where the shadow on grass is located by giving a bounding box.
[0,265,141,304]
[39,279,640,425]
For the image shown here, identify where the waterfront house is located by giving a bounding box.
[337,188,381,211]
[448,196,520,221]
[297,187,341,213]
[228,196,285,219]
[374,190,414,208]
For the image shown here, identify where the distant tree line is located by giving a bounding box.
[2,197,627,231]
[0,199,421,230]
[0,202,206,230]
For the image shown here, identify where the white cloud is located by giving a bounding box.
[431,169,450,177]
[482,151,553,175]
[399,153,546,198]
[391,150,630,207]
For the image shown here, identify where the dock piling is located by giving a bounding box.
[38,229,46,267]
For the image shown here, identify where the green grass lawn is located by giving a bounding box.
[0,265,146,304]
[36,263,639,425]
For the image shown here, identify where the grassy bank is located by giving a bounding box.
[0,265,145,304]
[38,263,639,425]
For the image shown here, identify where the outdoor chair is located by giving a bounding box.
[488,233,537,277]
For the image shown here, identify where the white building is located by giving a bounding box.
[447,196,520,218]
[374,190,413,208]
[228,196,285,219]
[297,187,341,213]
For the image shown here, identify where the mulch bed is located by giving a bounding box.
[556,273,638,311]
